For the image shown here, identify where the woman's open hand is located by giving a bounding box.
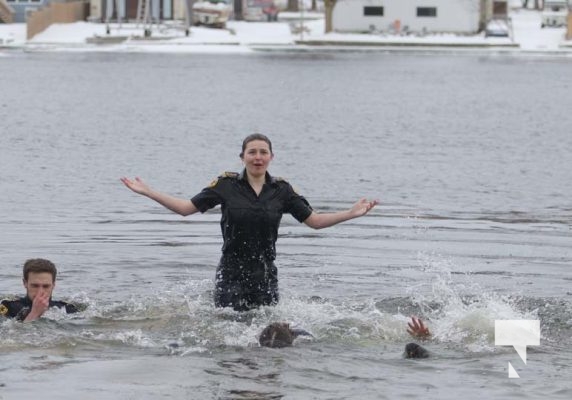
[350,198,378,217]
[121,177,151,196]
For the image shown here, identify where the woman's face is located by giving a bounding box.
[241,139,273,178]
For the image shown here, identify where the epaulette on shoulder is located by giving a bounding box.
[219,171,239,179]
[274,177,301,194]
[208,171,238,188]
[1,296,18,302]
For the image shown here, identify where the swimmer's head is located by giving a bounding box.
[259,322,294,348]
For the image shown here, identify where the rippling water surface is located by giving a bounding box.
[1,51,571,399]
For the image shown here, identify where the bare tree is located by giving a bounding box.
[324,0,336,33]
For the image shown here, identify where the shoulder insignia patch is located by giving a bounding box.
[0,304,8,316]
[220,171,239,179]
[208,177,219,188]
[275,176,292,185]
[209,172,238,187]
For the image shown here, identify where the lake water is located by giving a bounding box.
[1,50,571,399]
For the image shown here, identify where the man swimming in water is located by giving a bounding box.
[258,322,314,348]
[259,316,432,356]
[0,259,79,322]
[405,316,431,358]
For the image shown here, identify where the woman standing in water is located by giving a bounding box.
[121,134,377,311]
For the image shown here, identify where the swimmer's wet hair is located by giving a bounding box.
[23,258,57,282]
[259,322,294,348]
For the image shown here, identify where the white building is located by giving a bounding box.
[332,0,485,34]
[88,0,176,21]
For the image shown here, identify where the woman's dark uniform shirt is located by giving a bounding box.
[0,297,78,321]
[191,170,313,311]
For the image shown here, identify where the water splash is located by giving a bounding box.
[407,252,539,352]
[3,259,568,356]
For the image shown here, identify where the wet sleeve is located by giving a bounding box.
[15,307,30,322]
[64,302,80,314]
[284,184,313,223]
[190,187,223,213]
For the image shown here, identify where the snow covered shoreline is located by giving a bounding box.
[1,9,571,54]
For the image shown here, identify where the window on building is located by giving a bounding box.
[417,7,437,17]
[364,6,384,16]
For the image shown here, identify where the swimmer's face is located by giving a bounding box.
[23,272,55,301]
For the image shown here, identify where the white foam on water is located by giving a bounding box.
[81,329,157,348]
[0,260,546,354]
[408,252,539,352]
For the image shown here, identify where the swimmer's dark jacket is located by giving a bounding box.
[0,297,79,322]
[404,342,430,359]
[259,322,313,348]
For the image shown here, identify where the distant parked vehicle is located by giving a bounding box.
[541,0,569,28]
[485,19,510,37]
[244,0,279,22]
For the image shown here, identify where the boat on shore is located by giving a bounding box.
[192,0,231,29]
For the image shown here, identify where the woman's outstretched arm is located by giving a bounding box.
[303,198,378,230]
[120,177,199,216]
